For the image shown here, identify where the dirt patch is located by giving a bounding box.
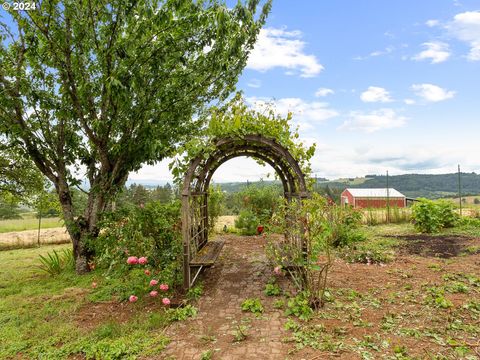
[392,234,480,258]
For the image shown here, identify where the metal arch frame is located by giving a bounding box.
[181,135,309,289]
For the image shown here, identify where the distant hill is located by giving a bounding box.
[212,173,480,199]
[321,173,480,199]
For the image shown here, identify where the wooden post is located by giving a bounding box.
[182,194,191,289]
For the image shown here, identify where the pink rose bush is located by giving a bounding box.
[124,254,172,305]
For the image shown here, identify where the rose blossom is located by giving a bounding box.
[149,290,158,297]
[273,266,282,275]
[149,279,159,286]
[162,297,171,306]
[127,256,138,265]
[159,283,169,291]
[138,257,148,265]
[129,295,138,303]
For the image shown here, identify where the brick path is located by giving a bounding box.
[161,234,291,359]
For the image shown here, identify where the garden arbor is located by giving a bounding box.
[181,134,309,289]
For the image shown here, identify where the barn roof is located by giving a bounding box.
[345,188,405,198]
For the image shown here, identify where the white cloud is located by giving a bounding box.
[426,19,440,27]
[339,109,406,133]
[447,11,480,61]
[315,88,334,97]
[247,97,338,132]
[412,41,451,64]
[404,99,416,105]
[354,46,394,60]
[411,83,456,102]
[360,86,393,103]
[247,79,261,88]
[246,28,324,77]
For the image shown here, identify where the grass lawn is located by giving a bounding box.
[0,216,64,233]
[0,244,172,359]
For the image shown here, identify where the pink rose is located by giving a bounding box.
[91,282,97,288]
[129,295,138,303]
[127,256,138,265]
[149,279,159,286]
[162,297,171,306]
[159,283,169,291]
[274,266,282,275]
[149,290,158,297]
[138,257,148,265]
[144,269,151,276]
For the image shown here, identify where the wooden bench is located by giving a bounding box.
[188,241,225,287]
[190,240,225,266]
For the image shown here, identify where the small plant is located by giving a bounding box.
[241,298,263,314]
[186,283,203,302]
[167,305,198,321]
[234,209,259,235]
[285,292,314,321]
[264,283,282,296]
[200,349,214,360]
[233,324,250,342]
[37,249,73,275]
[273,299,285,309]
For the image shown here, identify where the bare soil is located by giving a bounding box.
[73,232,480,359]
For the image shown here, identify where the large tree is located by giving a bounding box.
[0,0,271,273]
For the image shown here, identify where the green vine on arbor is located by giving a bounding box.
[170,94,316,184]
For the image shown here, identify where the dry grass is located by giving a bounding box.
[214,215,237,232]
[0,227,70,250]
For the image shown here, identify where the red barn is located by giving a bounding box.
[341,188,406,208]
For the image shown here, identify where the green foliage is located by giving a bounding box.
[171,95,316,183]
[94,201,182,277]
[37,249,74,276]
[268,193,365,308]
[167,305,198,321]
[186,283,204,302]
[35,189,61,218]
[1,0,271,271]
[0,194,22,220]
[200,349,214,360]
[285,292,314,321]
[233,324,250,342]
[0,141,44,199]
[411,199,459,233]
[234,209,259,235]
[241,298,264,314]
[208,185,225,233]
[264,283,282,296]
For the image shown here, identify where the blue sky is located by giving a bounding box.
[135,0,480,183]
[2,1,479,183]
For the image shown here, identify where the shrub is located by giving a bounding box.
[267,194,362,309]
[411,199,459,233]
[234,209,259,235]
[474,198,480,205]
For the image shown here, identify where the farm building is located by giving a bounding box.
[341,188,406,208]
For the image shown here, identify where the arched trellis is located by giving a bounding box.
[181,135,309,288]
